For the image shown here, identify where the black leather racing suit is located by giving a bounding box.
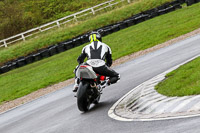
[76,41,120,84]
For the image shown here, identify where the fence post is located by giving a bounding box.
[74,15,78,22]
[3,40,7,47]
[109,2,112,7]
[91,8,95,15]
[39,27,42,32]
[21,34,26,41]
[56,21,60,28]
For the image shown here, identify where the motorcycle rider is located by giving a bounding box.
[73,31,120,92]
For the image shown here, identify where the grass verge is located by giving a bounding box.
[155,57,200,97]
[0,0,173,65]
[0,3,200,104]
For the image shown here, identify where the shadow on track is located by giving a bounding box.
[79,101,111,114]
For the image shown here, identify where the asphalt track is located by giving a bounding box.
[1,34,200,133]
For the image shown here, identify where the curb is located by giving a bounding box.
[108,54,200,121]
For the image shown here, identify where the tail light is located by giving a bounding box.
[100,76,106,81]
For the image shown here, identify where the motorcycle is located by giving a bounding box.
[76,59,107,112]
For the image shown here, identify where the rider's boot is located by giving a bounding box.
[73,84,78,92]
[100,79,110,89]
[73,78,79,92]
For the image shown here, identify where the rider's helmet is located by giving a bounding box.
[89,31,102,43]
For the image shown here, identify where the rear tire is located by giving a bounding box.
[77,81,90,112]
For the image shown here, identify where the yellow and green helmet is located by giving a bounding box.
[89,31,102,43]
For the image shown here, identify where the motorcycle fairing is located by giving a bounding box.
[77,65,97,79]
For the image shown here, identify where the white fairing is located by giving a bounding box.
[86,59,105,68]
[76,65,97,79]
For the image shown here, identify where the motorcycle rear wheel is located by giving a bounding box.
[77,81,90,112]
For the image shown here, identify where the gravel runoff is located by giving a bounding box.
[1,28,200,114]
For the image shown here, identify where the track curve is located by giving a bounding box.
[1,34,200,133]
[109,54,200,121]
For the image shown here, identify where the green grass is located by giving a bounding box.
[0,0,173,66]
[155,57,200,97]
[0,0,109,40]
[0,3,200,104]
